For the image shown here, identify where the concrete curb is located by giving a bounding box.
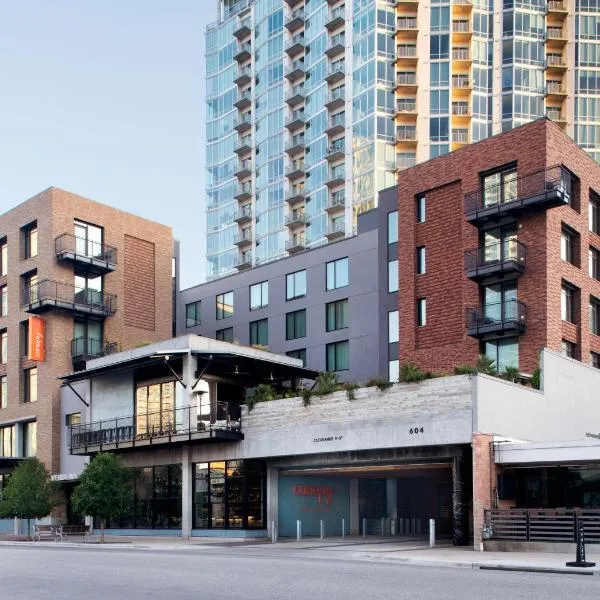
[479,564,597,576]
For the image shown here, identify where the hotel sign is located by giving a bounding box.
[28,316,45,362]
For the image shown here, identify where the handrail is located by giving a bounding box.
[55,233,117,265]
[23,279,117,314]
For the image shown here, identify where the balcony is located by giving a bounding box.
[546,28,567,43]
[285,110,306,130]
[325,63,345,84]
[546,109,567,126]
[285,8,305,32]
[23,279,117,317]
[325,113,345,136]
[233,17,251,40]
[285,34,305,57]
[55,233,117,275]
[234,204,253,224]
[452,75,471,89]
[452,20,472,42]
[234,90,252,110]
[325,6,345,31]
[452,0,473,15]
[396,45,418,65]
[452,129,469,144]
[69,402,243,455]
[547,0,567,13]
[286,84,306,106]
[234,159,252,180]
[396,73,418,92]
[452,102,471,117]
[466,299,527,338]
[396,17,418,37]
[285,211,306,228]
[234,42,252,63]
[235,251,253,270]
[284,0,304,7]
[326,140,345,162]
[325,192,345,213]
[234,182,253,201]
[285,59,305,82]
[397,99,417,114]
[326,166,345,188]
[325,87,345,110]
[325,220,345,240]
[234,230,253,248]
[234,65,252,87]
[234,137,252,156]
[545,82,568,99]
[546,54,567,70]
[285,136,305,156]
[464,165,572,225]
[325,34,345,58]
[71,337,119,368]
[234,114,252,134]
[285,235,306,253]
[286,162,306,180]
[285,187,306,204]
[396,127,417,142]
[464,240,527,281]
[452,48,471,62]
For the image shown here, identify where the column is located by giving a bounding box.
[349,478,359,535]
[386,478,398,520]
[181,445,193,538]
[266,466,279,536]
[471,434,493,550]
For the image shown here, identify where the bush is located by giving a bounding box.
[531,367,541,390]
[366,376,393,392]
[313,372,339,397]
[475,355,497,375]
[501,366,521,383]
[301,388,313,407]
[399,363,428,383]
[246,384,275,412]
[454,364,477,375]
[343,382,359,401]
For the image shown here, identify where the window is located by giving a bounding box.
[286,349,307,367]
[561,339,576,358]
[0,286,6,317]
[0,376,6,409]
[590,192,600,235]
[185,301,201,328]
[326,299,348,332]
[388,260,399,292]
[388,360,400,383]
[326,258,349,291]
[20,320,28,357]
[416,246,426,275]
[74,220,103,258]
[326,340,349,372]
[561,283,576,323]
[417,298,427,327]
[590,296,600,336]
[286,270,306,300]
[388,211,398,244]
[23,271,38,304]
[23,421,37,457]
[0,425,16,457]
[22,222,38,259]
[65,412,81,426]
[0,330,6,364]
[590,247,600,280]
[388,310,399,343]
[416,195,426,223]
[24,367,37,403]
[249,319,268,347]
[482,168,517,207]
[286,309,306,340]
[561,225,579,265]
[135,381,175,437]
[250,281,269,310]
[216,291,234,320]
[592,351,600,369]
[485,338,519,371]
[0,239,6,276]
[216,327,234,343]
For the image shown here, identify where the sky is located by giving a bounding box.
[0,1,218,288]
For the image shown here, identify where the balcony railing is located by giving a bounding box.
[286,84,306,104]
[326,5,345,29]
[464,165,572,223]
[397,73,417,86]
[234,204,253,223]
[452,76,470,88]
[285,211,306,226]
[326,220,345,239]
[55,233,117,274]
[464,240,527,280]
[397,100,417,113]
[547,54,566,67]
[546,82,567,95]
[285,8,305,30]
[285,236,306,252]
[326,192,345,212]
[234,42,252,62]
[23,279,117,316]
[397,18,417,30]
[452,48,471,60]
[235,251,253,269]
[452,21,471,33]
[452,103,470,116]
[547,28,565,40]
[285,34,305,55]
[69,402,242,454]
[547,0,566,11]
[466,299,527,337]
[452,129,469,143]
[397,46,417,58]
[71,337,119,362]
[396,127,417,141]
[546,109,566,122]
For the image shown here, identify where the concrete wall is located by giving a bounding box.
[59,380,89,477]
[90,372,135,422]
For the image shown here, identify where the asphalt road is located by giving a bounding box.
[0,544,598,600]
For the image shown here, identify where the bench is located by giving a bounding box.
[60,524,90,542]
[33,524,62,542]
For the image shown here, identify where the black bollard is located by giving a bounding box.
[566,522,596,568]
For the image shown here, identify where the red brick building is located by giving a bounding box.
[399,118,600,375]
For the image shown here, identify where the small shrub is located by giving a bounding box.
[454,364,477,375]
[502,366,521,383]
[301,388,313,407]
[531,367,541,390]
[475,355,497,375]
[366,376,393,392]
[313,372,339,397]
[343,382,359,401]
[399,363,428,383]
[246,383,275,412]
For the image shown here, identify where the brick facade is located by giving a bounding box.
[0,187,173,473]
[398,118,600,374]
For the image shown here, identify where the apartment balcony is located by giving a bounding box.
[23,279,117,317]
[452,20,472,43]
[325,63,345,84]
[325,192,345,214]
[397,99,417,115]
[325,34,345,58]
[326,166,345,188]
[546,109,567,127]
[546,27,567,45]
[452,128,469,147]
[396,73,418,92]
[234,230,253,248]
[71,337,119,369]
[234,182,253,201]
[464,165,572,225]
[326,140,345,162]
[285,188,306,204]
[285,136,306,156]
[234,137,253,156]
[466,299,527,338]
[325,6,345,31]
[285,34,306,57]
[285,110,306,131]
[452,0,473,16]
[285,0,304,7]
[464,240,527,281]
[234,90,252,110]
[546,54,567,71]
[234,114,252,134]
[325,220,345,241]
[325,114,345,136]
[285,162,306,181]
[286,84,306,106]
[285,235,306,254]
[234,65,252,87]
[285,211,307,228]
[396,18,418,39]
[233,17,251,40]
[234,159,252,179]
[285,59,306,82]
[452,75,471,91]
[396,45,418,66]
[452,47,472,64]
[547,0,568,14]
[233,204,253,224]
[396,0,420,6]
[235,251,253,270]
[55,233,117,275]
[234,42,252,63]
[325,88,345,110]
[545,82,568,100]
[396,127,417,143]
[452,102,471,120]
[285,8,305,32]
[69,402,242,455]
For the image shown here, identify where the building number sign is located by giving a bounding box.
[409,427,424,435]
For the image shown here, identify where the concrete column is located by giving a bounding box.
[181,445,193,538]
[349,478,359,535]
[386,478,398,520]
[471,434,494,551]
[266,466,279,536]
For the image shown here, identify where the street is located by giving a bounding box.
[0,544,597,600]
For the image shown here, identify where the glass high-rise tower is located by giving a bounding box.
[205,0,600,280]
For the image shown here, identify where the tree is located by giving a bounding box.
[71,453,130,543]
[0,458,55,540]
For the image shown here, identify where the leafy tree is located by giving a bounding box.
[71,453,129,543]
[0,458,56,540]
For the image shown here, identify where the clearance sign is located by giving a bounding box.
[28,316,45,362]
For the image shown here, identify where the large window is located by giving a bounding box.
[326,258,349,291]
[23,271,38,304]
[0,425,16,457]
[250,281,268,310]
[0,330,6,365]
[23,421,37,457]
[561,283,576,323]
[74,220,103,258]
[286,309,306,340]
[216,291,234,320]
[286,270,306,300]
[388,310,399,343]
[416,195,426,223]
[417,298,427,327]
[482,167,517,207]
[561,339,576,359]
[249,319,268,347]
[387,211,398,244]
[0,376,6,409]
[0,239,6,276]
[590,247,600,280]
[185,301,201,328]
[22,221,38,259]
[590,192,599,235]
[216,328,234,343]
[561,226,576,265]
[326,340,349,372]
[485,338,518,371]
[326,299,348,332]
[135,381,176,436]
[388,260,399,292]
[591,296,600,336]
[24,367,37,403]
[286,349,306,366]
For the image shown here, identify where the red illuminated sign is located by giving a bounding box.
[293,485,333,506]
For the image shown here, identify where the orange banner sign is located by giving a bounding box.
[28,316,45,362]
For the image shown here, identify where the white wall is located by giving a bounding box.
[59,381,90,477]
[91,371,134,422]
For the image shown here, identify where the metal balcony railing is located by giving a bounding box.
[452,48,471,60]
[327,220,345,236]
[285,236,305,250]
[464,240,527,276]
[397,46,417,58]
[55,233,117,270]
[285,212,306,225]
[397,18,417,29]
[452,21,471,33]
[466,299,527,335]
[396,127,417,141]
[452,129,469,143]
[71,337,119,361]
[546,82,567,95]
[546,109,565,121]
[397,100,417,113]
[546,54,566,67]
[547,0,566,10]
[452,76,470,88]
[547,28,565,40]
[234,205,253,221]
[235,252,253,268]
[452,103,470,115]
[397,73,417,86]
